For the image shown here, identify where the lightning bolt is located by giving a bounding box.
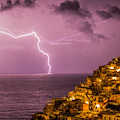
[0,28,51,74]
[32,25,90,45]
[0,26,90,74]
[45,33,90,45]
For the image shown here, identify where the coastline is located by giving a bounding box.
[31,56,120,120]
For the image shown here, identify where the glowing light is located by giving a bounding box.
[112,77,117,80]
[69,96,75,101]
[116,69,120,72]
[0,25,90,74]
[85,101,89,104]
[63,96,66,99]
[110,67,114,70]
[31,24,90,45]
[64,104,66,106]
[96,104,100,108]
[45,33,89,44]
[0,29,51,74]
[72,97,75,100]
[99,79,102,82]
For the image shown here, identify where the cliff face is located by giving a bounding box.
[31,57,120,120]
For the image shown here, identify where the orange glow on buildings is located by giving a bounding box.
[32,56,120,120]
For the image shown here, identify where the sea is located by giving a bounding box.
[0,73,91,120]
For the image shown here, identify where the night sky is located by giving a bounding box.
[0,0,120,74]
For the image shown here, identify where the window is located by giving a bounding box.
[104,117,106,120]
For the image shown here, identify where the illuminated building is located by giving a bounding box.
[31,56,120,120]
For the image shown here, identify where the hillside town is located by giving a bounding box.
[32,57,120,120]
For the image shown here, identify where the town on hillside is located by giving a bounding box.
[32,57,120,120]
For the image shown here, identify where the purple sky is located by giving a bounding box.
[0,0,120,74]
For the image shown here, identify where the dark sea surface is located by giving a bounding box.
[0,74,91,120]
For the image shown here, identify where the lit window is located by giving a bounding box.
[99,79,102,82]
[116,69,120,72]
[96,104,100,108]
[71,96,75,100]
[85,101,89,104]
[112,77,117,80]
[110,67,114,69]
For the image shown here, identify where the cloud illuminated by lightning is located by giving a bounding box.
[0,28,51,74]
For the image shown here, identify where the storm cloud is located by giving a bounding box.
[96,11,112,19]
[96,4,120,20]
[51,0,107,42]
[0,0,120,73]
[0,0,36,12]
[52,0,92,18]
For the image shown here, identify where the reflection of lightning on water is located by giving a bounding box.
[0,27,51,74]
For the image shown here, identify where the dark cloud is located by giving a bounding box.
[6,0,12,7]
[94,33,108,41]
[0,0,36,12]
[51,0,107,42]
[59,0,80,12]
[23,0,36,7]
[79,21,93,34]
[109,5,120,15]
[52,0,92,18]
[96,4,120,20]
[0,0,13,11]
[14,0,21,6]
[78,21,108,42]
[96,11,112,19]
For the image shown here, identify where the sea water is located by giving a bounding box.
[0,74,91,120]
